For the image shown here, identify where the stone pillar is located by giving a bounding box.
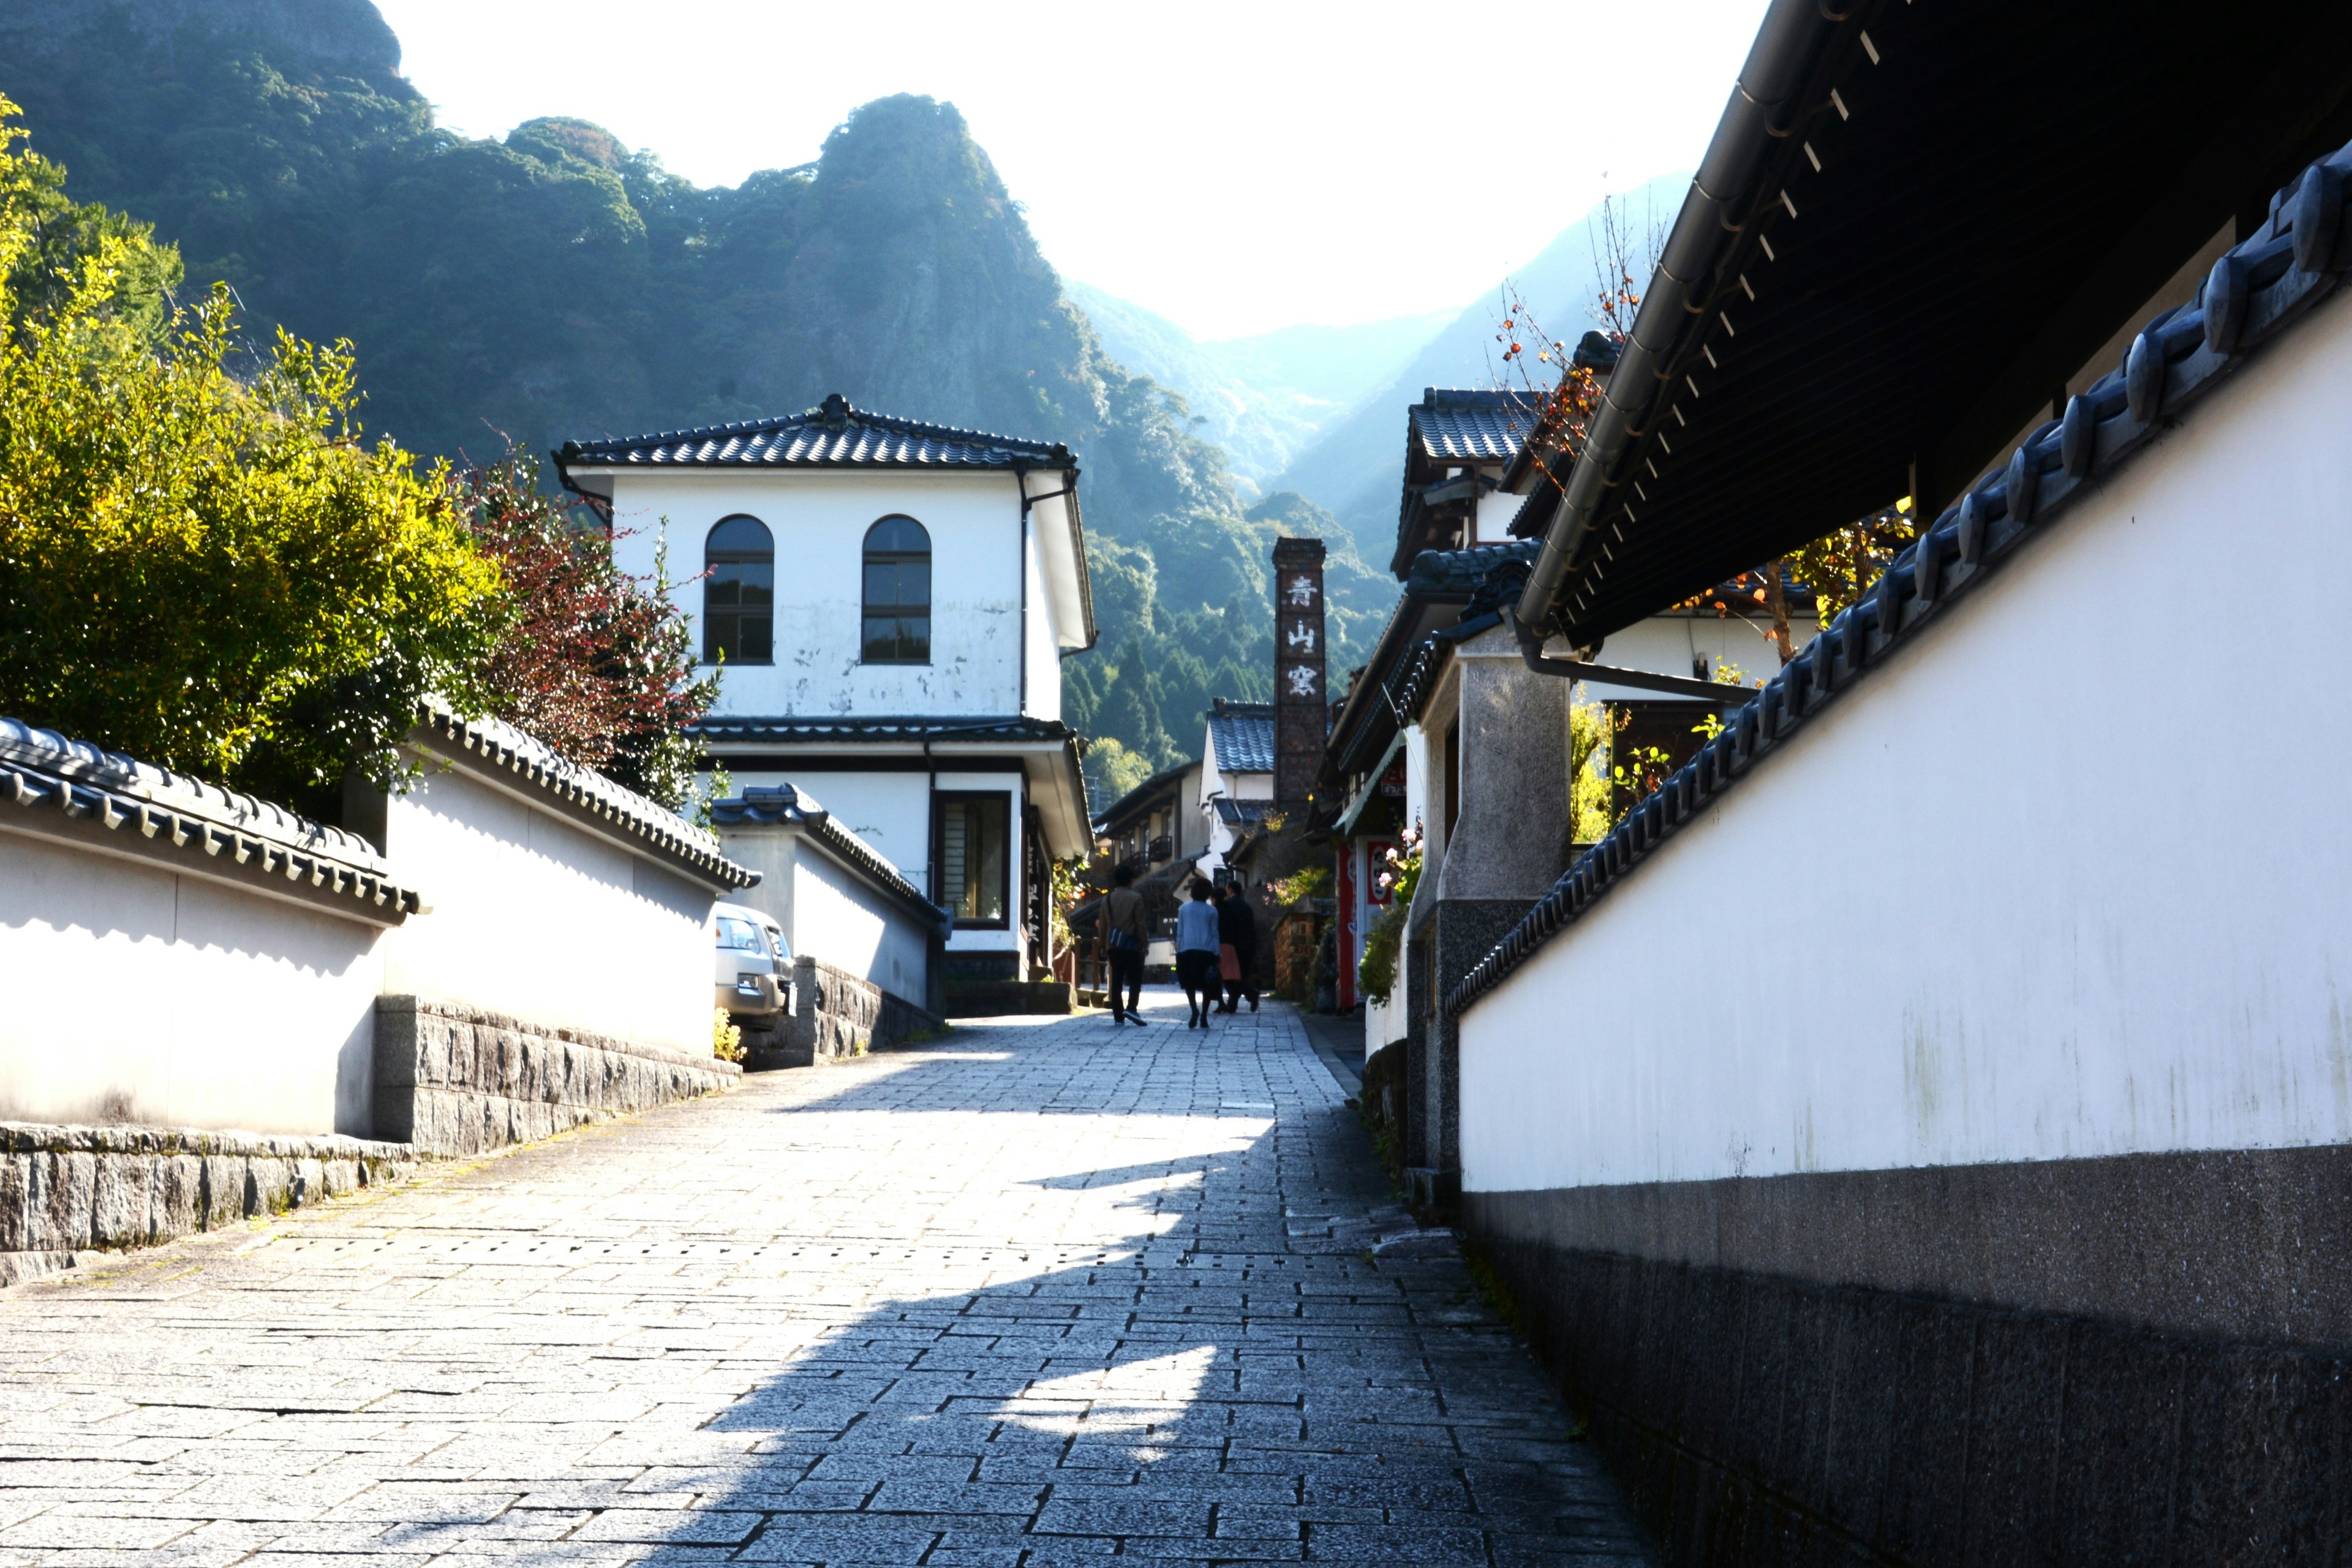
[1271,537,1327,806]
[1412,622,1578,1208]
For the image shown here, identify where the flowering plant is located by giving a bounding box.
[1356,821,1424,1006]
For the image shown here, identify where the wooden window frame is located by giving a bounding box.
[862,514,932,666]
[703,514,775,666]
[932,790,1011,930]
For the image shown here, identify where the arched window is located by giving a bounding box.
[861,514,931,665]
[703,514,774,665]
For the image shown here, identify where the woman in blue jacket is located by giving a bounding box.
[1175,880,1223,1029]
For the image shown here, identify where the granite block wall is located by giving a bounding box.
[373,995,738,1156]
[0,1121,413,1284]
[750,959,944,1070]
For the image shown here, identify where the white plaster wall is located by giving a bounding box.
[378,759,712,1054]
[1459,288,2352,1196]
[1474,489,1523,544]
[1582,614,1820,703]
[794,854,930,1005]
[606,470,1027,719]
[726,771,931,897]
[1021,495,1063,725]
[1402,724,1431,839]
[0,830,382,1136]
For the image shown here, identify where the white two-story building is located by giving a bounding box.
[555,395,1096,993]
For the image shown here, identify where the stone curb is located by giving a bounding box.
[0,1120,417,1264]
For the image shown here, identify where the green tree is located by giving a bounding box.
[0,102,499,810]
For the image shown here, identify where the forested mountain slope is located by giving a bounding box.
[0,0,1390,803]
[1066,283,1447,498]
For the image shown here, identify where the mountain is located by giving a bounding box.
[1267,173,1689,560]
[0,0,1395,803]
[1066,284,1449,498]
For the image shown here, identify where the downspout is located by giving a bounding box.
[1011,467,1083,701]
[1507,608,1754,706]
[1012,469,1030,717]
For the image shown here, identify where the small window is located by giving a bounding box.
[704,514,774,665]
[862,514,930,664]
[934,793,1009,927]
[716,916,764,951]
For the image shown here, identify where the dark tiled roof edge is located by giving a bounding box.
[557,394,1072,470]
[692,715,1076,745]
[708,785,944,925]
[417,705,756,890]
[0,717,421,918]
[1095,757,1200,832]
[1445,145,2352,1019]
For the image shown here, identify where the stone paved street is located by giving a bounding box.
[0,991,1651,1566]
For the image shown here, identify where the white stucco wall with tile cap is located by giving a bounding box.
[1458,285,2352,1197]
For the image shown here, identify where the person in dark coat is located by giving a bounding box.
[1101,863,1148,1026]
[1215,880,1259,1014]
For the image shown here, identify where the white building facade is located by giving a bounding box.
[556,396,1096,991]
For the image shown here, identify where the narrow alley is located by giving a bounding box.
[0,995,1649,1566]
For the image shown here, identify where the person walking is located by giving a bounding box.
[1175,879,1222,1029]
[1101,863,1149,1027]
[1215,881,1259,1014]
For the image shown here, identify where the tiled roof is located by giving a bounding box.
[0,717,421,920]
[1410,390,1542,464]
[693,715,1076,747]
[416,705,756,890]
[555,393,1071,475]
[708,784,944,925]
[1446,141,2352,1020]
[1207,699,1276,775]
[1506,1,2352,643]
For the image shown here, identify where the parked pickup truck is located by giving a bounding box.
[712,903,792,1036]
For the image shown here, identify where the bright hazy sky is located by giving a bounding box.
[372,0,1768,341]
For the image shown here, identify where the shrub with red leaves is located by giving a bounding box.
[458,452,716,810]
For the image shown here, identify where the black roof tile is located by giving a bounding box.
[1206,699,1275,775]
[1409,389,1543,464]
[556,393,1072,477]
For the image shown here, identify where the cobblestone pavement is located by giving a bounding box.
[0,990,1651,1566]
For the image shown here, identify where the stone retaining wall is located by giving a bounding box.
[373,995,739,1156]
[749,959,945,1071]
[0,1121,414,1285]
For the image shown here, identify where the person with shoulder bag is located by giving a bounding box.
[1101,864,1149,1026]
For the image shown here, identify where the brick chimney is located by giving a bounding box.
[1271,537,1328,805]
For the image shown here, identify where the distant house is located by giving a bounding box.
[1197,698,1275,880]
[1315,387,1816,1037]
[554,395,1096,1006]
[1096,758,1206,882]
[1388,388,1543,573]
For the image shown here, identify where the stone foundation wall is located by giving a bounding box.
[750,959,944,1070]
[373,995,738,1156]
[0,1121,413,1285]
[1464,1142,2352,1566]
